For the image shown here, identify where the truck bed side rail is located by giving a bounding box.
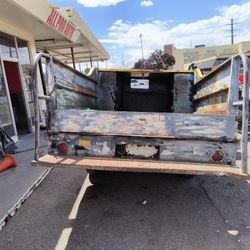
[194,54,249,174]
[32,52,54,161]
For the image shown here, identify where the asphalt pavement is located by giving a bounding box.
[0,167,250,250]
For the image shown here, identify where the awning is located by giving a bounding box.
[1,0,109,63]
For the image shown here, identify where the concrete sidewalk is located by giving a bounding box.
[0,132,51,230]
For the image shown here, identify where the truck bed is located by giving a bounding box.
[32,52,250,178]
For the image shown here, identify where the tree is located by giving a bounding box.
[133,49,175,70]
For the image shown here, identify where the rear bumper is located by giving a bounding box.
[32,154,249,180]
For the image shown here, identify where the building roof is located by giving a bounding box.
[1,0,109,63]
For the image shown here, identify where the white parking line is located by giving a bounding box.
[54,175,92,250]
[68,174,92,220]
[54,227,72,250]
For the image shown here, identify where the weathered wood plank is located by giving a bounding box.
[53,60,96,92]
[53,57,97,84]
[50,110,236,140]
[33,155,249,180]
[194,60,231,115]
[195,91,228,114]
[55,83,97,97]
[52,60,97,109]
[55,89,96,109]
[195,103,228,114]
[194,81,229,100]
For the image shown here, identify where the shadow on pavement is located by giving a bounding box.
[64,172,248,250]
[1,169,249,250]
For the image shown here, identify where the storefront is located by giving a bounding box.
[0,0,109,141]
[0,30,35,142]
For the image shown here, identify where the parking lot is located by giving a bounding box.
[0,167,250,250]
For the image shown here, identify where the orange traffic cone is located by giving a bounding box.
[0,154,17,173]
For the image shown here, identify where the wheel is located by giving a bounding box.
[88,170,111,185]
[179,174,194,179]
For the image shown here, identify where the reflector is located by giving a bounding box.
[211,150,224,162]
[57,142,69,155]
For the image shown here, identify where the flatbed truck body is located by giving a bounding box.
[32,53,250,180]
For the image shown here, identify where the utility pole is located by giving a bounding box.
[230,18,234,44]
[139,33,144,60]
[121,53,125,68]
[226,18,237,44]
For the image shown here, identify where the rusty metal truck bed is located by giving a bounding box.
[31,52,250,179]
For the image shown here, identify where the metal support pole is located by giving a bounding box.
[32,52,52,161]
[228,54,249,174]
[241,54,249,174]
[71,47,76,69]
[228,58,239,115]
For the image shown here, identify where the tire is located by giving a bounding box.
[88,170,111,185]
[179,174,194,179]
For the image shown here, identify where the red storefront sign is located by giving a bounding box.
[46,9,75,39]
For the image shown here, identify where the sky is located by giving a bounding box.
[50,0,250,68]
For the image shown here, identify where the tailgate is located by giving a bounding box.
[50,110,236,140]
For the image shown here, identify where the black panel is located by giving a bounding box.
[116,72,174,112]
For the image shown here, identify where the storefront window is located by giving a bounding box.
[0,32,17,58]
[0,63,15,137]
[17,38,34,125]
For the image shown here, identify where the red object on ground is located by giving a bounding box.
[0,154,17,173]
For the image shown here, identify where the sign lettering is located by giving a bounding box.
[46,9,76,39]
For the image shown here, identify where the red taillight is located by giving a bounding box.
[239,73,250,85]
[57,142,69,155]
[211,150,224,162]
[239,73,243,84]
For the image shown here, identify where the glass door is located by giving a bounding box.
[0,60,17,141]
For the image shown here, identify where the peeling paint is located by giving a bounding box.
[101,141,110,155]
[126,144,158,158]
[48,135,237,165]
[47,67,240,170]
[51,110,236,141]
[194,61,231,115]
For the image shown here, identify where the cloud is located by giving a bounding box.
[100,2,250,66]
[141,0,153,7]
[77,0,125,7]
